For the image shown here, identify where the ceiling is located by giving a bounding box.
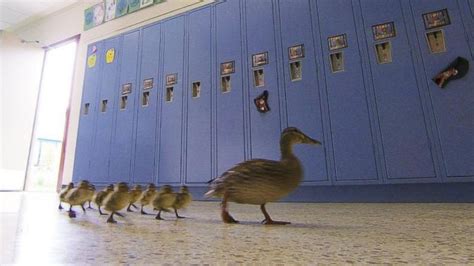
[0,0,80,30]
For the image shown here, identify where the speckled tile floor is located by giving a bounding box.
[1,192,473,264]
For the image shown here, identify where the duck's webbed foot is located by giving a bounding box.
[68,206,76,218]
[98,206,108,215]
[221,196,238,224]
[107,212,117,223]
[127,204,134,212]
[140,205,149,215]
[155,210,164,220]
[260,204,290,225]
[58,203,63,210]
[174,209,185,219]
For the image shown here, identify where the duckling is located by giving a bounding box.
[92,184,114,215]
[172,186,192,219]
[103,182,131,223]
[205,127,321,225]
[138,183,157,215]
[64,180,94,218]
[152,185,175,220]
[58,182,74,210]
[127,185,143,212]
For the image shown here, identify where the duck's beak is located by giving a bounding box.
[304,136,322,146]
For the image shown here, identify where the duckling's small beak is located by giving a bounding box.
[305,136,322,146]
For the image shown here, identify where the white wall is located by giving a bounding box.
[11,0,214,186]
[0,31,44,190]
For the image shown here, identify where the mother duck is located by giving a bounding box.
[205,127,321,225]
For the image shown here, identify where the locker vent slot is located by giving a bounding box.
[330,52,344,73]
[254,69,265,87]
[375,42,392,64]
[290,61,302,81]
[426,30,446,54]
[142,91,150,107]
[166,87,174,102]
[221,76,231,93]
[83,103,90,115]
[192,82,201,98]
[120,96,128,110]
[101,100,108,112]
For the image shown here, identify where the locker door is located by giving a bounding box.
[89,36,122,183]
[73,42,103,182]
[186,8,212,183]
[133,23,161,184]
[109,30,140,183]
[216,0,246,175]
[360,0,436,181]
[410,0,474,179]
[315,0,378,182]
[245,0,282,160]
[279,0,328,182]
[158,17,185,184]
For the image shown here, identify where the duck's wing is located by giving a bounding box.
[206,159,292,197]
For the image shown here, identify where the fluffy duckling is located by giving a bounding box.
[205,127,321,225]
[152,185,175,220]
[172,186,192,219]
[92,184,114,215]
[103,182,131,223]
[127,185,143,212]
[138,183,157,215]
[64,180,95,218]
[58,182,74,210]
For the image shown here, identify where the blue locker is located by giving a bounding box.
[158,17,185,184]
[278,0,328,183]
[215,0,246,175]
[359,0,436,181]
[245,0,282,160]
[410,0,474,179]
[315,0,378,182]
[133,23,161,184]
[186,8,212,183]
[89,36,122,183]
[109,30,140,183]
[73,42,103,182]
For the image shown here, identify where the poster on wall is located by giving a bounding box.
[115,0,128,18]
[128,0,141,13]
[104,0,117,21]
[140,0,154,8]
[84,2,105,30]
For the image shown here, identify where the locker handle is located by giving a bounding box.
[254,90,270,113]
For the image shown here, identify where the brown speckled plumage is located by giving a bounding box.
[64,180,94,217]
[139,183,157,215]
[206,127,321,224]
[152,185,175,220]
[93,184,114,215]
[103,182,131,223]
[127,185,143,212]
[172,186,192,218]
[58,182,74,210]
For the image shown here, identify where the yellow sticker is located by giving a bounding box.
[87,54,97,68]
[106,48,115,63]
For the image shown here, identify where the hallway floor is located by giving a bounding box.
[1,192,473,264]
